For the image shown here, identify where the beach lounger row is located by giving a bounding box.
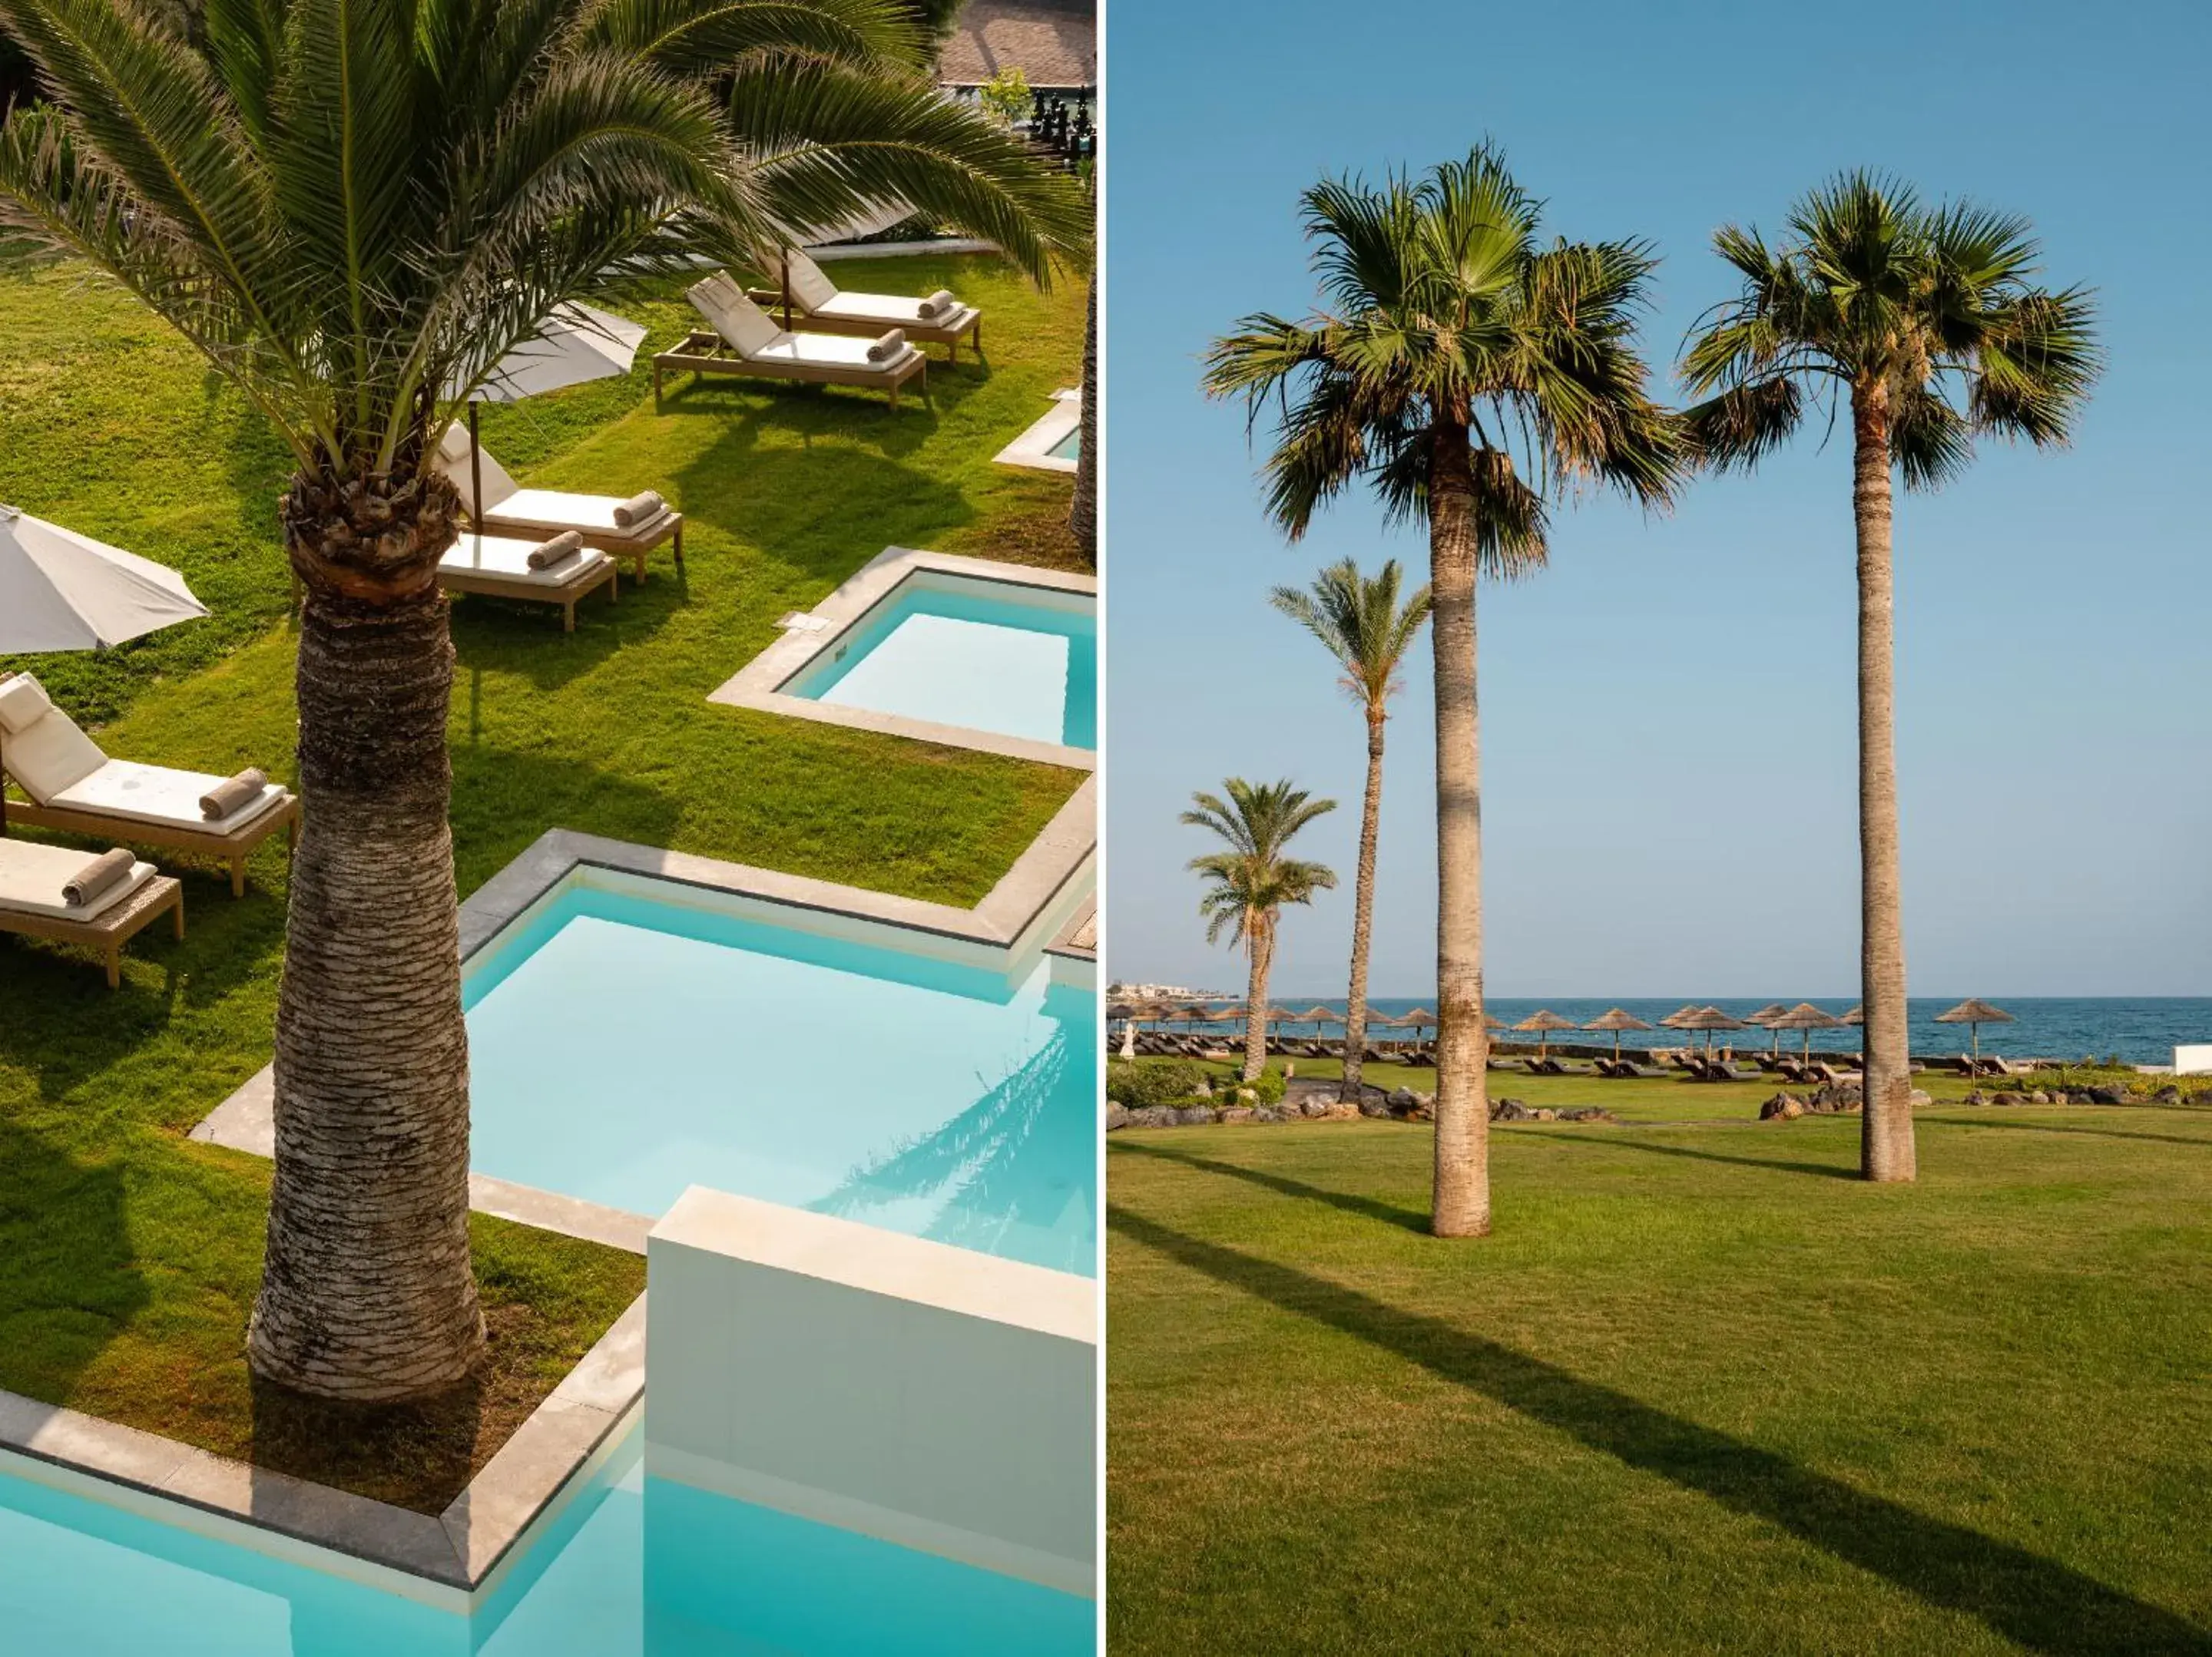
[1,671,296,898]
[434,427,684,580]
[745,250,985,363]
[657,275,930,411]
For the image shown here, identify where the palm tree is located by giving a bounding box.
[1203,146,1683,1235]
[1680,172,2096,1184]
[1269,559,1429,1103]
[1068,274,1096,564]
[1182,779,1336,1083]
[0,0,1085,1401]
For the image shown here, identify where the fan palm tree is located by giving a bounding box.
[1269,558,1429,1103]
[1203,145,1684,1235]
[1679,172,2096,1184]
[1182,778,1336,1083]
[0,0,1086,1401]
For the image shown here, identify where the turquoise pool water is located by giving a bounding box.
[463,881,1097,1277]
[0,1433,1093,1654]
[788,579,1096,750]
[1048,426,1080,460]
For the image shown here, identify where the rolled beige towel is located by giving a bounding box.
[866,329,908,364]
[199,767,268,821]
[919,289,956,319]
[527,530,586,571]
[612,490,664,528]
[63,847,135,908]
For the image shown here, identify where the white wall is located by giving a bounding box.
[644,1186,1096,1597]
[2177,1045,2212,1077]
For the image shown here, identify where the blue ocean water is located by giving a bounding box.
[0,1434,1093,1655]
[465,882,1098,1275]
[791,583,1097,749]
[1140,997,2212,1066]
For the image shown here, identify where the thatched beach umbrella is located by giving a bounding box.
[1289,1004,1339,1032]
[1673,1005,1747,1057]
[1514,1009,1578,1060]
[1582,1007,1654,1060]
[1936,997,2013,1061]
[1767,1001,1845,1060]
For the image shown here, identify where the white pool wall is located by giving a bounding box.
[644,1188,1096,1598]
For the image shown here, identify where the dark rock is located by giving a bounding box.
[1301,1097,1333,1119]
[1252,1107,1285,1123]
[1171,1106,1218,1126]
[1532,1107,1557,1122]
[1809,1083,1863,1113]
[1217,1106,1257,1124]
[1105,1103,1130,1131]
[1359,1094,1395,1119]
[2028,1090,2051,1105]
[2157,1085,2184,1103]
[1992,1091,2025,1107]
[1557,1106,1618,1123]
[1126,1106,1175,1129]
[1491,1098,1535,1123]
[1386,1087,1419,1111]
[2087,1086,2128,1106]
[1964,1090,1989,1106]
[1760,1094,1805,1121]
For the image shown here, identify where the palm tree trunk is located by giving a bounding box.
[1852,385,1915,1182]
[249,468,486,1401]
[1339,707,1386,1102]
[1242,918,1273,1084]
[1427,425,1491,1235]
[1068,277,1097,567]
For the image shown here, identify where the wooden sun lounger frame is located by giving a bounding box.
[3,789,297,898]
[437,552,619,633]
[744,288,984,362]
[653,330,930,410]
[2,874,183,987]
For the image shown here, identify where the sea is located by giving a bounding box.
[1132,997,2212,1067]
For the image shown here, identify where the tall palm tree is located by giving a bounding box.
[1680,172,2096,1183]
[0,0,1086,1401]
[1068,273,1096,563]
[1269,558,1429,1103]
[1182,778,1336,1083]
[1203,146,1683,1235]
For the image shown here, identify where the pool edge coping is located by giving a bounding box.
[0,1292,645,1605]
[706,546,1097,770]
[994,387,1081,473]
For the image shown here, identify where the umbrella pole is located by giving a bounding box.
[781,252,793,332]
[469,401,484,554]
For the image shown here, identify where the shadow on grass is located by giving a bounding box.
[0,1119,151,1403]
[1109,1138,1429,1234]
[247,1364,485,1516]
[449,744,684,895]
[449,562,689,700]
[1518,1128,1861,1182]
[1108,1204,2212,1656]
[1939,1116,2212,1154]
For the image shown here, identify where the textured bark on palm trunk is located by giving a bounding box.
[1339,709,1386,1101]
[1068,278,1097,565]
[1428,425,1491,1235]
[250,467,486,1401]
[1852,385,1915,1182]
[1242,918,1273,1083]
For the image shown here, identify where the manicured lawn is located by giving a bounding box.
[1108,1109,2212,1654]
[0,251,1085,1506]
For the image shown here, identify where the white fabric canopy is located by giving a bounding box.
[469,303,648,404]
[0,505,209,652]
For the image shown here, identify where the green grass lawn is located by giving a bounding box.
[1109,1109,2212,1653]
[0,251,1086,1505]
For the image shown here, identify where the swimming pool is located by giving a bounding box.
[783,574,1096,752]
[994,389,1081,473]
[0,1427,1094,1655]
[462,873,1097,1277]
[1048,427,1080,460]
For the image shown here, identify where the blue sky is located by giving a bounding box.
[1103,0,2212,1000]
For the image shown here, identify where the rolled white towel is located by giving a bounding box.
[866,329,908,364]
[612,490,664,528]
[63,847,135,908]
[919,289,956,319]
[199,767,268,821]
[527,530,586,571]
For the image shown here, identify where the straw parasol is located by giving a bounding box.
[1935,997,2013,1060]
[1289,1004,1339,1030]
[1671,1005,1746,1056]
[1765,1001,1845,1060]
[1581,1007,1654,1060]
[1514,1009,1578,1060]
[1743,1002,1791,1055]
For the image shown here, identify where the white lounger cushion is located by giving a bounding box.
[783,250,839,311]
[749,329,920,372]
[481,489,673,541]
[441,535,609,586]
[0,671,52,734]
[0,841,156,921]
[812,293,978,331]
[2,702,107,802]
[48,759,288,835]
[434,422,523,514]
[690,274,782,356]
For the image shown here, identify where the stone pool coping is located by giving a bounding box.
[0,1294,644,1606]
[994,387,1081,473]
[708,546,1096,770]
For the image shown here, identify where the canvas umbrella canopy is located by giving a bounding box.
[1673,1005,1747,1057]
[1936,997,2014,1061]
[1514,1009,1578,1060]
[453,303,649,552]
[1766,1001,1846,1060]
[0,505,209,654]
[1582,1007,1654,1060]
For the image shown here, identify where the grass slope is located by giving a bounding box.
[0,253,1085,1506]
[1108,1110,2212,1654]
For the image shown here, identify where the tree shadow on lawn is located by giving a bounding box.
[1518,1127,1861,1183]
[649,358,987,465]
[447,561,688,701]
[447,744,684,896]
[0,1118,151,1406]
[1109,1138,1430,1234]
[1938,1116,2212,1155]
[1108,1204,2212,1656]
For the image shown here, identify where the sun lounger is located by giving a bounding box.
[432,426,683,580]
[0,838,182,986]
[0,673,296,898]
[657,274,929,411]
[1612,1060,1672,1080]
[1808,1063,1863,1086]
[745,250,984,362]
[436,534,617,633]
[1701,1060,1761,1083]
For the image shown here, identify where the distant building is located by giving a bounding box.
[939,0,1096,94]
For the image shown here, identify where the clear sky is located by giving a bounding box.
[1103,0,2211,1000]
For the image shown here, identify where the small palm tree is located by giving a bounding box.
[1183,779,1336,1083]
[1204,145,1683,1235]
[1269,559,1429,1102]
[1680,171,2096,1183]
[0,0,1085,1401]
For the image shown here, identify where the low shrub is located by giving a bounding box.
[1108,1058,1207,1110]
